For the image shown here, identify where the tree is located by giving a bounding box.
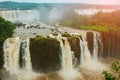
[102,61,120,80]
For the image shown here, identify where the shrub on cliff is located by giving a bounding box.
[0,17,14,69]
[102,61,120,80]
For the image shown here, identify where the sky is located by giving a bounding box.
[0,0,120,4]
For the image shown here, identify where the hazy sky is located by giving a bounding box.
[0,0,120,4]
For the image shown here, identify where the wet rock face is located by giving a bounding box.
[100,32,120,58]
[87,32,94,56]
[0,45,4,69]
[68,37,80,65]
[100,32,110,58]
[30,37,61,73]
[87,31,120,59]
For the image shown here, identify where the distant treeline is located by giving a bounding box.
[61,10,120,32]
[0,1,53,10]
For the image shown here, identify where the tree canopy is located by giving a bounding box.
[60,10,120,32]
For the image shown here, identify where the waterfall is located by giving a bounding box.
[79,38,84,65]
[3,32,104,72]
[58,37,73,71]
[58,36,83,80]
[77,31,106,70]
[78,31,103,65]
[19,38,32,71]
[2,31,105,79]
[93,32,99,60]
[0,10,40,22]
[3,37,32,72]
[93,32,103,60]
[79,32,92,65]
[3,37,20,72]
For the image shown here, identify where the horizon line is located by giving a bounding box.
[0,1,120,5]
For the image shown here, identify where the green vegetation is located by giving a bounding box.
[79,25,109,32]
[0,17,14,69]
[102,71,116,80]
[62,32,71,37]
[102,61,120,80]
[68,36,80,62]
[61,11,120,32]
[34,36,58,43]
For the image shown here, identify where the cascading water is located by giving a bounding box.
[79,37,84,65]
[2,37,39,80]
[3,37,20,72]
[93,32,103,60]
[2,31,106,80]
[79,32,92,65]
[56,35,83,80]
[59,38,73,71]
[3,37,32,72]
[78,31,106,70]
[19,38,32,71]
[49,34,74,71]
[93,32,99,60]
[0,10,40,22]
